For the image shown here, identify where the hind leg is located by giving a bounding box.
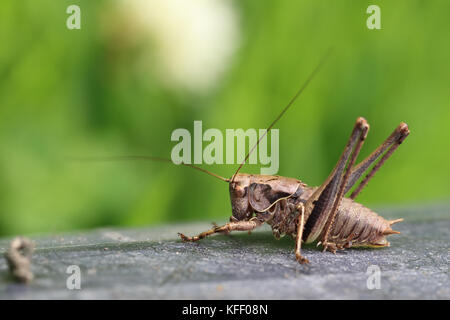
[302,117,370,253]
[317,122,409,253]
[344,122,410,199]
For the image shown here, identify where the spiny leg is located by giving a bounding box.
[294,203,309,264]
[302,117,369,252]
[178,218,263,242]
[319,121,409,250]
[319,119,370,252]
[344,122,410,199]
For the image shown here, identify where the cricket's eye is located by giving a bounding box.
[234,185,247,198]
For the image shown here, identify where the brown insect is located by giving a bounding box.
[82,51,409,264]
[175,53,410,264]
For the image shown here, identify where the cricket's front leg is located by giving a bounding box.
[178,218,263,242]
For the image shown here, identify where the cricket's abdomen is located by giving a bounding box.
[256,183,402,249]
[315,198,402,248]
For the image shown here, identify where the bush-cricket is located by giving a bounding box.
[177,52,409,264]
[82,51,410,264]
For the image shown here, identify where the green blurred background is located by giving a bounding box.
[1,0,449,236]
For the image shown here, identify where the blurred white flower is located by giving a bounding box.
[115,0,240,94]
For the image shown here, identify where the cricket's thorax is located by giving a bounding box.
[229,173,398,249]
[229,173,306,221]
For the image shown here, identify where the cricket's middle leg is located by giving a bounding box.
[294,203,309,264]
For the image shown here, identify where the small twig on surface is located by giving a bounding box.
[4,237,35,283]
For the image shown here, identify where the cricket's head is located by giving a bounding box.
[229,174,252,220]
[229,173,304,221]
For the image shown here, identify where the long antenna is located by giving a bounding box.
[69,155,230,183]
[231,49,333,182]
